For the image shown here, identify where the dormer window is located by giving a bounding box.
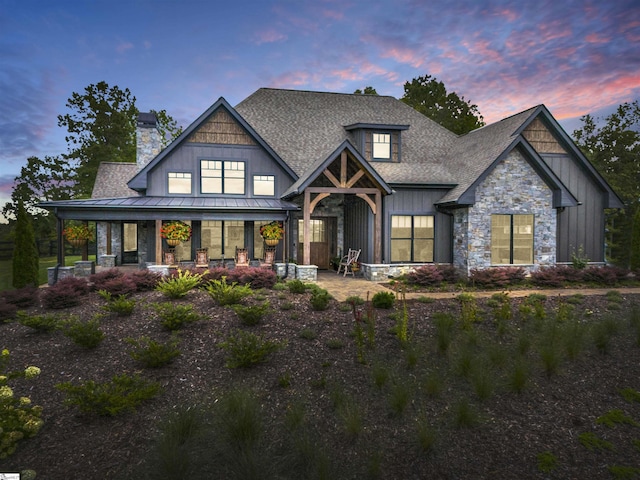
[343,123,408,163]
[373,133,391,160]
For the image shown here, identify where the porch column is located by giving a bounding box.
[155,219,162,265]
[57,217,64,266]
[375,191,382,263]
[303,190,311,265]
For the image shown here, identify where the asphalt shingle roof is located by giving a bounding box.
[91,162,140,199]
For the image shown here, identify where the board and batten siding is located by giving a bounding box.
[343,196,372,263]
[542,153,606,263]
[145,144,294,198]
[383,188,453,264]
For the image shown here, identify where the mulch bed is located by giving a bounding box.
[2,287,640,479]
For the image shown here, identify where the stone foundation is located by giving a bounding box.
[295,265,318,282]
[362,263,428,281]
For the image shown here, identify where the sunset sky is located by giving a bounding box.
[1,0,639,220]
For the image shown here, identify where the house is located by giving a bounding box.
[41,88,622,280]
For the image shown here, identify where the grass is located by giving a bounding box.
[0,255,97,291]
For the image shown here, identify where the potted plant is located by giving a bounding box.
[160,221,192,246]
[63,224,94,248]
[260,221,284,246]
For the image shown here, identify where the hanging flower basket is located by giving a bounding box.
[260,221,284,244]
[63,224,94,247]
[160,221,192,243]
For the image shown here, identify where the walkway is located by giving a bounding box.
[314,270,640,303]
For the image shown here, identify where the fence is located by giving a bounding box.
[0,240,96,260]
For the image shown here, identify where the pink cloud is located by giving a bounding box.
[116,41,134,53]
[585,33,610,44]
[254,29,287,45]
[379,45,425,69]
[492,8,520,22]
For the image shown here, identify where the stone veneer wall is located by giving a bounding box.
[453,150,556,276]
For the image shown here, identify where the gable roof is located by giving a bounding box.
[127,97,297,192]
[235,88,457,185]
[437,105,622,208]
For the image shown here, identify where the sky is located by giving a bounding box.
[1,0,639,222]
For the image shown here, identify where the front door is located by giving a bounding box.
[297,218,336,269]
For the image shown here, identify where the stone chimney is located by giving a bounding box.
[136,112,162,170]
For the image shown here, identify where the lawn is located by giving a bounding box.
[0,255,97,291]
[2,272,640,479]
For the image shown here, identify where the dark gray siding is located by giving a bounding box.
[344,196,371,263]
[146,144,294,197]
[543,154,606,262]
[383,188,453,263]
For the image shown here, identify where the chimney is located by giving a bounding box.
[136,112,162,170]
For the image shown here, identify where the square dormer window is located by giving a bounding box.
[373,133,391,159]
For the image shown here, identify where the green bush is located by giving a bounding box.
[100,291,136,317]
[310,288,331,311]
[287,279,307,294]
[126,336,181,368]
[232,301,272,326]
[16,311,60,333]
[371,291,395,309]
[219,329,285,368]
[60,315,105,349]
[0,349,44,459]
[156,269,202,298]
[154,302,202,331]
[12,201,39,289]
[205,276,253,306]
[56,373,160,416]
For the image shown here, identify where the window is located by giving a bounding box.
[253,175,275,196]
[373,133,391,159]
[201,220,245,258]
[201,160,245,194]
[390,215,434,262]
[491,214,534,264]
[168,172,192,194]
[297,219,326,243]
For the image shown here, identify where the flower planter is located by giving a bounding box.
[264,238,280,246]
[67,238,87,248]
[166,239,181,247]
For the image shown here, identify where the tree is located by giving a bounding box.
[354,86,378,95]
[401,75,484,135]
[57,82,183,198]
[12,201,39,288]
[2,155,74,239]
[573,101,640,268]
[57,82,138,198]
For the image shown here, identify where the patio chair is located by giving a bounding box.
[235,246,250,268]
[195,248,209,268]
[337,248,361,277]
[260,246,277,269]
[163,249,177,266]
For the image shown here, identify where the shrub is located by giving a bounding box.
[12,201,39,289]
[42,277,90,309]
[226,267,277,289]
[219,329,285,368]
[205,276,253,306]
[127,269,162,291]
[101,293,136,317]
[232,301,272,326]
[469,267,524,288]
[310,288,332,311]
[0,349,44,459]
[97,276,138,296]
[56,373,160,416]
[583,265,628,285]
[16,311,60,332]
[126,336,181,368]
[0,301,18,322]
[154,303,202,331]
[371,291,395,309]
[1,286,39,309]
[406,265,443,286]
[60,315,105,348]
[345,295,365,306]
[287,279,307,294]
[89,268,125,290]
[156,269,202,298]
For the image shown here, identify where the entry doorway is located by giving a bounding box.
[122,222,138,264]
[297,217,337,269]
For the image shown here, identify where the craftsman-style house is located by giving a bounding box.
[41,88,622,280]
